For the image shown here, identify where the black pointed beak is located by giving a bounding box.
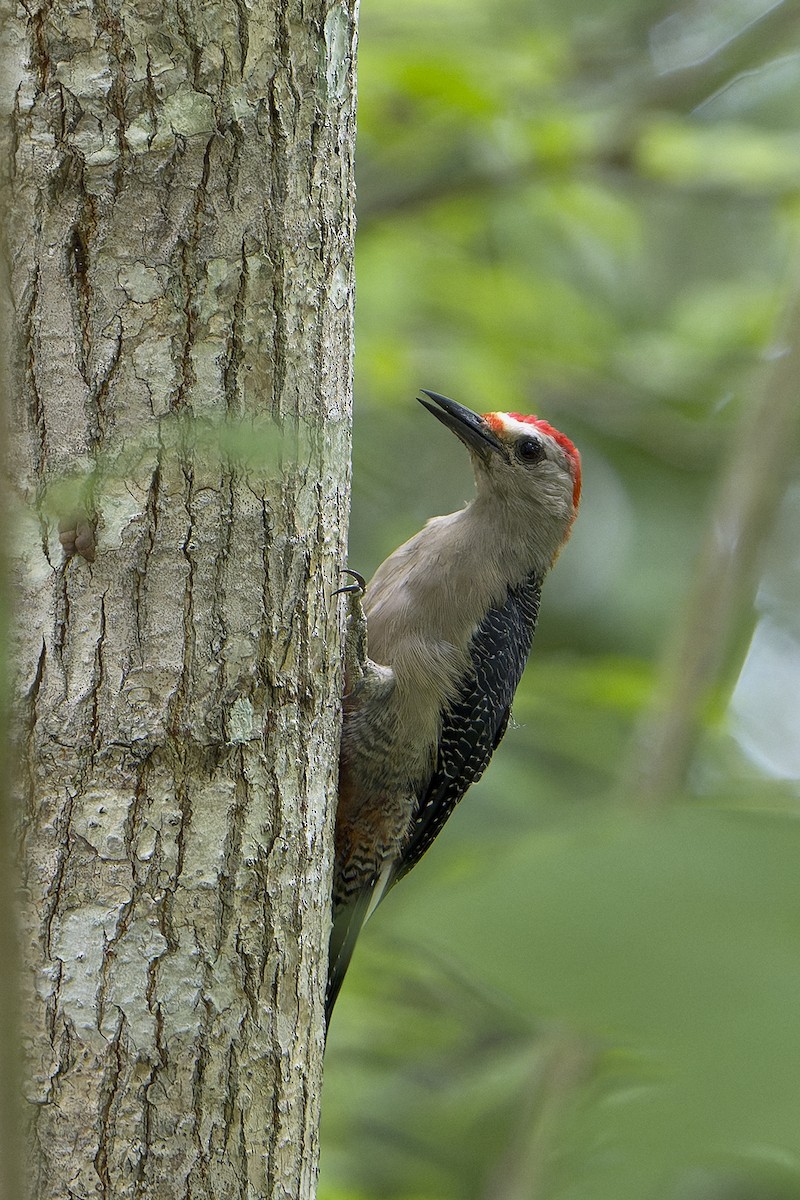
[418,390,505,459]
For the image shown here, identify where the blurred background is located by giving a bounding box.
[320,1,800,1198]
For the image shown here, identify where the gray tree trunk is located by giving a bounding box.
[2,0,357,1194]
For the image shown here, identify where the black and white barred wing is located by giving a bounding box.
[392,573,541,887]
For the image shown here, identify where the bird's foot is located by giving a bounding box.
[335,569,369,687]
[335,569,394,701]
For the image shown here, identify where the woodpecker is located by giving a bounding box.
[329,390,581,1024]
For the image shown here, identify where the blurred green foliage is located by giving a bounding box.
[320,1,800,1198]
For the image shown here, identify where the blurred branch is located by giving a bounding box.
[624,267,800,805]
[543,377,732,473]
[599,0,800,114]
[640,2,800,113]
[358,138,792,228]
[359,4,800,226]
[483,1032,594,1200]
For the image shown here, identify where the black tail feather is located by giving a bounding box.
[325,883,377,1031]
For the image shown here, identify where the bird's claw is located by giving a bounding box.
[337,570,370,690]
[333,569,366,597]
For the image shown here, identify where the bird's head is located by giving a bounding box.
[419,389,581,560]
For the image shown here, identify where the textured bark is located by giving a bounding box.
[3,0,357,1194]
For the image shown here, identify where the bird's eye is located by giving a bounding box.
[516,437,544,464]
